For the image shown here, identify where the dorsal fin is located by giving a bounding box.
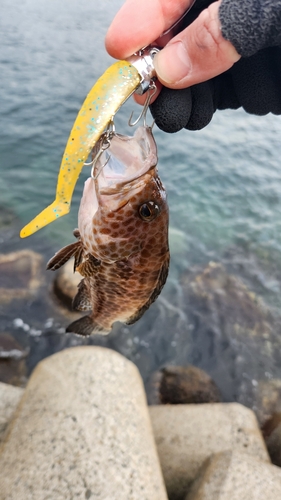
[46,241,83,271]
[126,255,170,325]
[72,279,92,311]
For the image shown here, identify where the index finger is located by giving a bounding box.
[105,0,194,59]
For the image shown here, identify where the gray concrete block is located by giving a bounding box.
[149,403,269,500]
[0,346,167,500]
[0,382,23,443]
[185,451,281,500]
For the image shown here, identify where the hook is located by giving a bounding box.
[128,82,157,127]
[84,119,115,168]
[91,151,111,180]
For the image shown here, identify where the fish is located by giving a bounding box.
[47,125,169,336]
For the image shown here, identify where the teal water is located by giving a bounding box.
[2,0,281,403]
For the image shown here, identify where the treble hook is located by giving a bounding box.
[91,150,111,180]
[128,82,157,127]
[84,119,115,173]
[89,121,116,179]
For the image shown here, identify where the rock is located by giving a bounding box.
[0,382,23,443]
[253,378,281,427]
[181,261,281,417]
[185,451,281,500]
[147,365,221,405]
[182,262,272,340]
[0,250,44,303]
[52,258,82,310]
[149,403,269,500]
[0,346,167,500]
[0,333,27,387]
[262,412,281,466]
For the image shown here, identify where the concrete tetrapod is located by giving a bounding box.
[185,451,281,500]
[149,404,269,500]
[0,346,167,500]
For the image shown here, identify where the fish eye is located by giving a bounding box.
[138,201,160,221]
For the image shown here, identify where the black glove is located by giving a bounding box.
[150,0,281,133]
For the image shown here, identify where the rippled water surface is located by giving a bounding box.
[2,0,281,407]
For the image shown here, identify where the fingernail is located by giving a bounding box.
[154,41,191,84]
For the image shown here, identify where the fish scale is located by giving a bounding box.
[47,126,169,336]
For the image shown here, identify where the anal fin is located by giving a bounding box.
[66,315,111,336]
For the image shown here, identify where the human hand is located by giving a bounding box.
[105,0,240,92]
[106,0,281,132]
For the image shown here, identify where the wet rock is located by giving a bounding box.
[52,258,82,310]
[253,378,281,427]
[0,382,24,443]
[149,403,269,500]
[147,365,222,405]
[0,346,167,500]
[0,333,28,387]
[185,451,281,500]
[263,414,281,466]
[0,250,44,303]
[182,262,272,340]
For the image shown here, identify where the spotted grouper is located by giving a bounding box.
[47,126,169,335]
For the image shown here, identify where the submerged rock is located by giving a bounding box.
[147,365,221,405]
[0,250,44,303]
[0,206,18,230]
[181,262,281,420]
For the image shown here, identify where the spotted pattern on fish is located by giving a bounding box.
[47,126,169,336]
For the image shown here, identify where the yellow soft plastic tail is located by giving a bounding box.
[20,61,141,238]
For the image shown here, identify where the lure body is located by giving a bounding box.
[20,61,141,237]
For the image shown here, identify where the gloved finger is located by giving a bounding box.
[185,82,215,130]
[150,86,192,133]
[214,72,240,110]
[153,0,240,89]
[230,48,281,115]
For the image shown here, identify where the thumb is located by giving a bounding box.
[153,0,240,89]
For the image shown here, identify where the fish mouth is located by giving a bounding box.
[95,126,158,193]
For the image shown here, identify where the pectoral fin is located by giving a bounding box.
[66,315,111,336]
[76,254,100,277]
[46,241,83,271]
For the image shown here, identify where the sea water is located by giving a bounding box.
[1,0,281,403]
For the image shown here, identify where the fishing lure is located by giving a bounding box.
[20,3,198,239]
[20,48,159,238]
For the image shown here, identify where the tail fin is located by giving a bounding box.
[66,315,111,336]
[20,199,70,238]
